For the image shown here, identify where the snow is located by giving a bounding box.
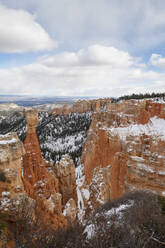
[0,198,10,209]
[84,224,95,239]
[42,132,85,154]
[84,201,134,240]
[108,117,165,141]
[2,191,10,197]
[105,201,134,219]
[158,155,165,159]
[158,170,165,176]
[60,155,70,167]
[0,137,17,145]
[129,161,165,175]
[130,156,145,162]
[75,164,86,221]
[152,98,165,104]
[77,187,85,221]
[34,180,46,188]
[82,189,90,201]
[63,201,71,216]
[135,163,155,173]
[76,164,84,187]
[15,185,22,189]
[63,199,75,217]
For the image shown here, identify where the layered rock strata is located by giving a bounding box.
[76,99,165,218]
[2,99,165,234]
[52,98,113,116]
[0,133,35,248]
[22,110,77,228]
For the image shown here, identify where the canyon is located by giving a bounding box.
[0,97,165,246]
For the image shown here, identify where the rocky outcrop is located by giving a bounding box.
[0,133,35,248]
[1,98,165,240]
[52,98,113,116]
[17,99,165,223]
[22,110,78,229]
[75,99,165,219]
[63,198,77,223]
[0,133,25,206]
[55,154,77,206]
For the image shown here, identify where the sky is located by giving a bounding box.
[0,0,165,97]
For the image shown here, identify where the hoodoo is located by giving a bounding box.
[22,110,78,229]
[1,97,165,246]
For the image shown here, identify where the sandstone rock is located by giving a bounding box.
[89,166,111,207]
[0,133,35,248]
[55,154,77,206]
[22,110,76,229]
[52,98,113,116]
[63,198,77,222]
[0,133,25,198]
[3,98,165,236]
[44,193,62,214]
[80,99,165,211]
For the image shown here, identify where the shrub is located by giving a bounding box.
[0,169,7,182]
[158,195,165,215]
[7,191,165,247]
[0,212,8,234]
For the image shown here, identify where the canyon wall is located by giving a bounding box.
[22,99,165,221]
[22,110,78,229]
[79,100,165,214]
[0,133,35,248]
[51,98,165,219]
[1,98,165,246]
[52,98,113,116]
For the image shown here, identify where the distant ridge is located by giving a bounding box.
[0,95,96,107]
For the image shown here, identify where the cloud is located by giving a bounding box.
[0,45,165,96]
[2,0,165,53]
[39,45,133,67]
[150,54,165,69]
[0,4,57,53]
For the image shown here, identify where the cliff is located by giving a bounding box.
[68,99,164,220]
[0,133,25,193]
[0,133,35,248]
[52,98,113,116]
[46,98,165,219]
[1,97,165,244]
[22,110,78,229]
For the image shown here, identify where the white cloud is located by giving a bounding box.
[2,0,165,53]
[0,45,165,96]
[150,54,165,69]
[0,4,57,53]
[39,45,133,68]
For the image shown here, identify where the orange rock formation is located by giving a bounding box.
[80,99,165,208]
[0,133,34,248]
[1,98,165,242]
[52,98,113,116]
[22,110,77,229]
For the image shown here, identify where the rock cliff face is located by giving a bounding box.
[22,110,77,229]
[0,133,25,193]
[1,98,165,242]
[78,99,165,217]
[55,154,77,206]
[0,133,35,248]
[48,98,165,220]
[52,98,113,116]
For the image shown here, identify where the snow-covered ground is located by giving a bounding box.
[37,112,91,166]
[108,117,165,141]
